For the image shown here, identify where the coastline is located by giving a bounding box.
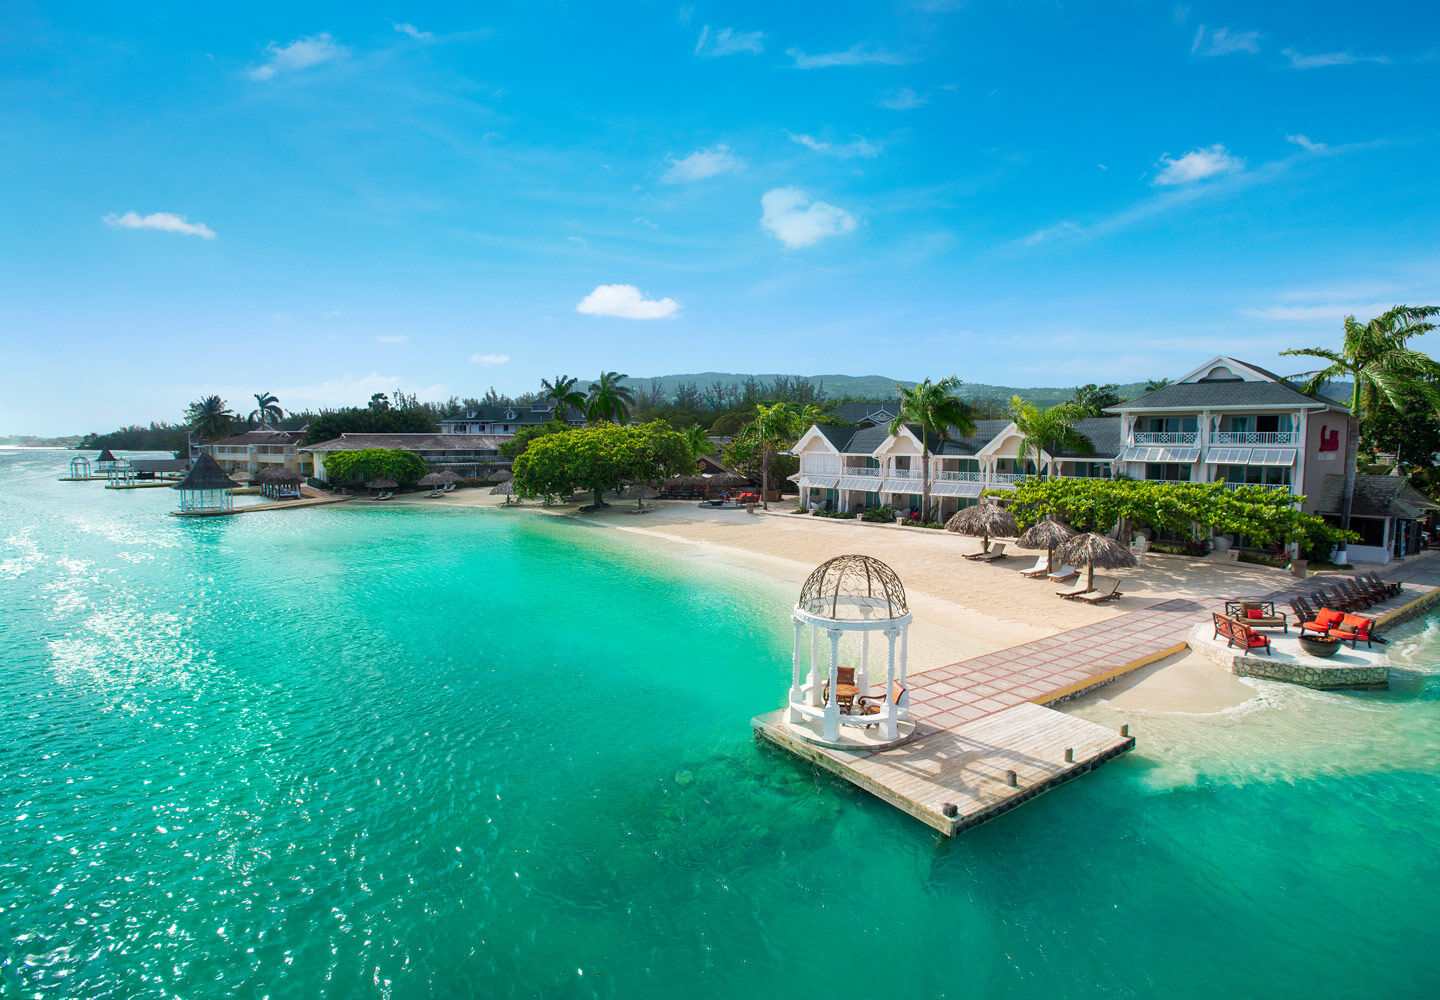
[390,489,1322,715]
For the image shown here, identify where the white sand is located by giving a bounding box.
[396,491,1306,711]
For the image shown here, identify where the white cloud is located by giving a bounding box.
[789,132,882,158]
[103,211,216,239]
[249,33,348,81]
[1240,302,1392,322]
[575,284,681,320]
[1191,25,1261,57]
[393,22,433,41]
[662,144,743,183]
[375,334,408,344]
[1019,221,1082,246]
[469,353,511,365]
[760,187,857,249]
[788,44,908,69]
[1153,144,1244,185]
[1286,133,1327,151]
[878,87,928,110]
[694,26,764,57]
[1282,48,1387,69]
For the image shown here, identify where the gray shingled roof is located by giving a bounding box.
[1315,474,1440,519]
[1050,417,1122,458]
[212,428,308,447]
[304,433,507,452]
[825,401,897,425]
[1110,378,1342,412]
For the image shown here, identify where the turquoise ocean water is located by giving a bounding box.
[3,449,1439,999]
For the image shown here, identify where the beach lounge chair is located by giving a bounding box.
[443,482,455,493]
[1056,579,1092,598]
[1348,574,1388,603]
[374,490,394,501]
[1046,564,1078,582]
[1212,613,1271,655]
[968,543,1007,563]
[1362,571,1402,599]
[1289,596,1317,626]
[1223,600,1288,631]
[1076,577,1123,603]
[1334,579,1375,609]
[1018,554,1050,578]
[1317,584,1363,612]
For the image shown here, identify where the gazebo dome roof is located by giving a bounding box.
[797,554,908,623]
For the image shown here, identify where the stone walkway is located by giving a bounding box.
[905,557,1437,735]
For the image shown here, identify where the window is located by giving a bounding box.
[1145,463,1191,482]
[1349,517,1385,547]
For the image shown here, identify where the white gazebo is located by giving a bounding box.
[787,554,915,749]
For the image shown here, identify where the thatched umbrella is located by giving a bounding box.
[490,480,517,504]
[418,472,446,488]
[945,501,1018,552]
[1016,517,1078,574]
[438,470,461,484]
[366,477,398,494]
[1053,532,1137,590]
[488,470,512,484]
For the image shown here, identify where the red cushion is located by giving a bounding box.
[1246,609,1264,619]
[1340,613,1372,632]
[1314,608,1345,628]
[1246,634,1269,647]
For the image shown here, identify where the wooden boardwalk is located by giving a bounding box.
[170,495,353,517]
[754,703,1132,835]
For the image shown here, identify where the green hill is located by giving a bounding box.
[635,372,1152,406]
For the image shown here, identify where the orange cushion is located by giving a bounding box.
[1246,634,1269,647]
[1315,608,1345,628]
[1340,613,1372,632]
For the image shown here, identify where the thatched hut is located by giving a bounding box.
[172,453,239,514]
[945,501,1018,551]
[254,466,303,499]
[1053,532,1137,590]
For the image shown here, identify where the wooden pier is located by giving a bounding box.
[754,703,1133,835]
[170,495,353,517]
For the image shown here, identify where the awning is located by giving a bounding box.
[838,476,882,492]
[931,481,986,498]
[1122,446,1201,463]
[1206,447,1252,464]
[797,475,839,490]
[1249,448,1297,466]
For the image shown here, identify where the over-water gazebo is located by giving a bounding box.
[69,455,92,478]
[787,555,914,747]
[95,448,122,473]
[172,453,239,515]
[255,465,303,499]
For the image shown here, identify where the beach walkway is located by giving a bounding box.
[757,559,1436,835]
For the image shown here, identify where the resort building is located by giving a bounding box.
[791,417,1120,520]
[438,402,583,435]
[1316,474,1439,563]
[303,433,509,482]
[193,427,313,482]
[790,355,1353,525]
[1106,356,1350,512]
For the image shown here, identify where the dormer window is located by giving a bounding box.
[505,408,516,420]
[1198,365,1240,382]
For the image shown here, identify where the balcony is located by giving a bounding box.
[1212,431,1295,446]
[801,461,841,477]
[886,468,924,481]
[1133,431,1198,445]
[841,466,882,478]
[935,470,986,482]
[1222,481,1292,491]
[989,473,1027,485]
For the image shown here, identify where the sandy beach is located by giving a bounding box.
[395,490,1315,713]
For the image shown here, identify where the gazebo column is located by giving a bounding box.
[807,627,822,706]
[823,628,841,743]
[788,618,804,721]
[858,631,871,698]
[882,628,899,741]
[898,627,911,718]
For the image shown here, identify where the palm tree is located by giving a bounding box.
[249,392,283,428]
[585,371,635,425]
[1007,397,1091,478]
[681,424,711,459]
[1283,304,1440,536]
[795,402,835,431]
[736,402,801,509]
[888,377,976,522]
[541,375,586,423]
[186,395,235,442]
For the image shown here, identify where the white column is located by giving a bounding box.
[858,631,871,698]
[807,627,821,706]
[882,629,899,741]
[789,618,804,721]
[823,628,841,743]
[898,626,911,719]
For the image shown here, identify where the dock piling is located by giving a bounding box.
[1005,770,1018,787]
[1064,747,1074,763]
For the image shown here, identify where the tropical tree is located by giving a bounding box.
[512,421,690,508]
[888,377,976,522]
[734,402,802,509]
[585,371,635,425]
[541,375,586,423]
[1070,383,1125,416]
[1282,304,1440,534]
[1143,378,1173,394]
[681,424,712,459]
[249,392,283,427]
[323,448,428,487]
[1007,397,1091,479]
[185,395,235,442]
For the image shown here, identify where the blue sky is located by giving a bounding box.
[2,0,1438,434]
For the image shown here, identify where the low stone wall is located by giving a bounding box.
[1188,623,1390,691]
[1376,586,1440,631]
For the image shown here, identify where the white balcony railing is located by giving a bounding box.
[1213,431,1295,446]
[1133,431,1197,445]
[936,470,986,482]
[886,468,924,481]
[1223,481,1292,491]
[990,473,1027,484]
[801,462,841,477]
[841,466,882,478]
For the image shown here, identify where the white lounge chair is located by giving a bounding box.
[1047,564,1078,582]
[1076,577,1123,603]
[443,483,455,492]
[1056,579,1092,598]
[968,542,1007,562]
[1018,554,1050,578]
